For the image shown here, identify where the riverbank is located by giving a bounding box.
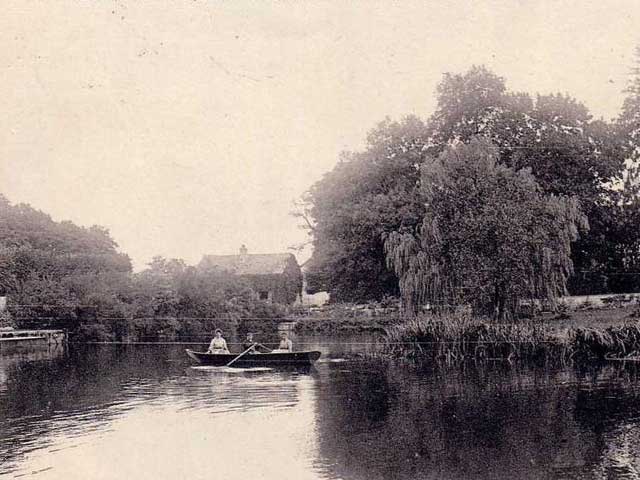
[539,304,639,333]
[293,303,639,334]
[383,307,640,363]
[291,303,402,334]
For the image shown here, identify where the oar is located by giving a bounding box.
[226,344,255,367]
[256,343,272,353]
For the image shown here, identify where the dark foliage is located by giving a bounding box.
[301,64,637,302]
[302,116,429,302]
[0,196,285,340]
[385,138,586,319]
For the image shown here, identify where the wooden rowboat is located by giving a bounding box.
[185,348,322,367]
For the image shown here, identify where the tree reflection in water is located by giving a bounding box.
[315,360,640,480]
[3,345,640,479]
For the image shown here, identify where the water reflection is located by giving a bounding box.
[0,345,325,479]
[314,361,640,480]
[2,343,640,479]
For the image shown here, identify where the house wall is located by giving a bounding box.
[243,274,280,303]
[241,259,303,305]
[199,252,304,306]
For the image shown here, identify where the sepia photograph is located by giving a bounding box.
[2,1,640,478]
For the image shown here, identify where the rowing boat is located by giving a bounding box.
[185,348,322,367]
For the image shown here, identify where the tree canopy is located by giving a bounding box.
[302,65,629,303]
[0,195,287,338]
[385,138,587,319]
[303,116,429,302]
[0,194,133,329]
[608,46,640,293]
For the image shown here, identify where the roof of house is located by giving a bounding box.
[198,253,297,276]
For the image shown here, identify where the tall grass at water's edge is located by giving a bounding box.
[383,314,640,363]
[570,324,640,360]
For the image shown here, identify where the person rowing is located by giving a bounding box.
[241,332,270,354]
[207,329,230,354]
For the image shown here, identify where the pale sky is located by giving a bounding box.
[1,1,639,270]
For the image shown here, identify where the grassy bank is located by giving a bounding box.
[293,301,640,335]
[383,310,640,363]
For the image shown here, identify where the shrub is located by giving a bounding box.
[0,309,13,328]
[72,323,114,342]
[384,314,640,363]
[570,324,640,359]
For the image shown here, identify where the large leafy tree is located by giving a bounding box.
[0,194,132,329]
[385,138,587,319]
[426,66,624,205]
[426,67,626,294]
[303,66,626,302]
[303,116,429,302]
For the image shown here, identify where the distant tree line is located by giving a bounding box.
[302,52,640,317]
[0,196,284,340]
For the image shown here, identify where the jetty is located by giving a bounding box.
[0,329,66,354]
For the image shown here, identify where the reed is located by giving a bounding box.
[570,324,640,360]
[383,313,570,363]
[384,313,640,363]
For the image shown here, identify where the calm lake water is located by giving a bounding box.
[2,335,640,479]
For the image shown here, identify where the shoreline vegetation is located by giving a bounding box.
[59,303,640,367]
[292,302,401,334]
[382,306,640,363]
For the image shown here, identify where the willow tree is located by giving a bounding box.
[385,138,588,320]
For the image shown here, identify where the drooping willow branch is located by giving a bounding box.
[384,137,587,319]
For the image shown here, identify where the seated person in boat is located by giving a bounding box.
[242,332,268,353]
[272,331,293,353]
[207,329,230,354]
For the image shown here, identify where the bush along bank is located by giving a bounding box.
[293,315,401,334]
[383,315,570,363]
[570,325,640,360]
[383,314,640,363]
[292,303,403,334]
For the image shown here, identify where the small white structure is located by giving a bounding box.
[299,288,330,307]
[0,296,6,312]
[560,293,640,309]
[297,260,330,307]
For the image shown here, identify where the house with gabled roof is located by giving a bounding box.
[198,245,303,305]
